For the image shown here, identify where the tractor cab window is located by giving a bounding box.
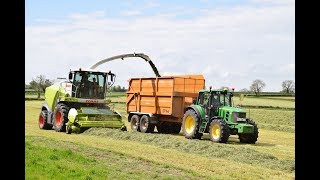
[219,93,232,106]
[72,71,106,99]
[197,92,204,104]
[212,93,220,107]
[197,92,211,107]
[203,92,211,106]
[224,93,232,106]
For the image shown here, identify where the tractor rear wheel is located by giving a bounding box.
[209,119,230,143]
[53,103,70,132]
[130,115,140,132]
[238,119,259,144]
[38,110,52,130]
[139,115,155,133]
[182,109,202,139]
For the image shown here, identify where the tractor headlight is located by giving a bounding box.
[68,108,78,123]
[237,118,246,122]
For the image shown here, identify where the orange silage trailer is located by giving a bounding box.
[126,75,205,133]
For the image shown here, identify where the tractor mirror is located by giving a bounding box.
[68,72,72,80]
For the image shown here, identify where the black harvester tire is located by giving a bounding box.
[139,115,155,133]
[238,119,259,144]
[130,115,140,132]
[182,109,203,139]
[209,119,230,143]
[38,110,52,130]
[53,103,70,132]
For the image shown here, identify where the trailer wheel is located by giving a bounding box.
[130,115,140,132]
[182,109,202,139]
[238,119,259,144]
[139,115,155,133]
[156,123,165,133]
[170,123,182,134]
[53,103,70,132]
[38,110,52,130]
[209,119,230,143]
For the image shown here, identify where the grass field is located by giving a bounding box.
[233,96,294,109]
[25,94,295,179]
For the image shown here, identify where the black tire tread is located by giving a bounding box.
[130,114,140,132]
[39,110,52,130]
[139,115,155,133]
[209,119,230,143]
[238,119,259,144]
[53,103,70,132]
[182,109,202,139]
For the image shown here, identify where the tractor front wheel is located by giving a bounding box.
[130,115,140,132]
[209,119,230,143]
[182,109,202,139]
[139,115,155,133]
[38,110,52,130]
[238,119,259,144]
[53,103,70,132]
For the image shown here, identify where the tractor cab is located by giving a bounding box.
[196,88,233,119]
[67,69,115,99]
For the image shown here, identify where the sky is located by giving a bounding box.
[25,0,295,92]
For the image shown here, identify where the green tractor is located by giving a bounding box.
[182,87,258,143]
[38,68,127,134]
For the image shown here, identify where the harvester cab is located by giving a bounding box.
[38,68,126,134]
[67,69,115,99]
[182,87,259,143]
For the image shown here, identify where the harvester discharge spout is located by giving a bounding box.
[89,53,161,77]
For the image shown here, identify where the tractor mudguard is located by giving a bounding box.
[185,105,205,122]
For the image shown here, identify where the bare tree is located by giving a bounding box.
[29,75,53,98]
[250,79,266,96]
[282,80,295,94]
[239,88,249,92]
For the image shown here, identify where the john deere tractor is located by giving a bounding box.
[38,68,126,134]
[182,87,258,143]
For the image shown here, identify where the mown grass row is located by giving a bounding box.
[26,136,200,179]
[83,128,295,173]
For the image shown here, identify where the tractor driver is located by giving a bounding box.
[79,73,90,97]
[92,77,101,98]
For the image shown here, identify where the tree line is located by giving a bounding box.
[237,79,295,96]
[25,75,127,98]
[26,75,294,98]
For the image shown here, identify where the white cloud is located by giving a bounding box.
[121,10,142,16]
[26,1,294,92]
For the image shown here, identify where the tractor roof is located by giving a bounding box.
[199,89,230,93]
[71,68,110,74]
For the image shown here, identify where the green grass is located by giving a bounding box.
[26,100,294,179]
[233,96,295,109]
[26,136,199,180]
[242,108,294,132]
